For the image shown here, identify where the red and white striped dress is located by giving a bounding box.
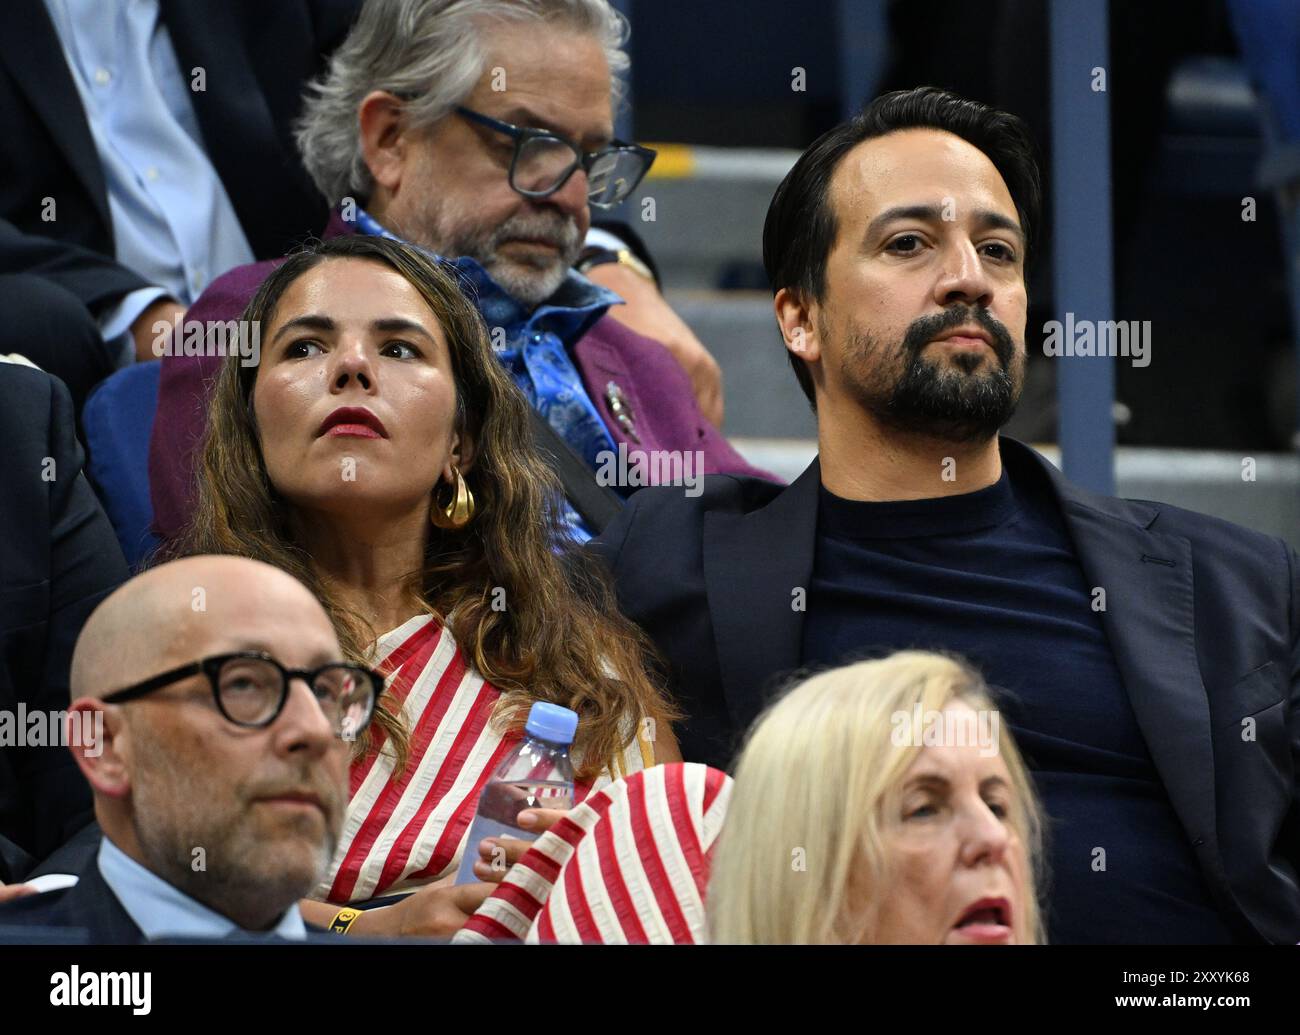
[314,614,650,904]
[454,763,734,945]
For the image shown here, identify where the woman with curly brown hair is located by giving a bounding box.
[172,233,680,936]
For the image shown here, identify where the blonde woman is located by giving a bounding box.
[708,651,1046,944]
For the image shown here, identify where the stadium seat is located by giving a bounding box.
[82,361,161,571]
[1151,55,1262,198]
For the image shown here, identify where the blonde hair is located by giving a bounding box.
[707,651,1046,944]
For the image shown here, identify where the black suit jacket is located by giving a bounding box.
[0,847,143,943]
[0,0,360,314]
[593,437,1300,944]
[0,843,333,943]
[0,366,128,878]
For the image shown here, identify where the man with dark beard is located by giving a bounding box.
[593,88,1300,945]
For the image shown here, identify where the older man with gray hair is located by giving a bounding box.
[150,0,773,547]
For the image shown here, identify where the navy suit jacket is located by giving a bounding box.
[0,850,143,943]
[0,843,334,944]
[592,436,1300,944]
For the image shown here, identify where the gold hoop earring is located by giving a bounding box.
[430,467,475,529]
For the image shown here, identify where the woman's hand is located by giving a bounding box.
[345,882,497,938]
[300,809,571,937]
[302,873,494,938]
[468,807,570,882]
[387,882,498,937]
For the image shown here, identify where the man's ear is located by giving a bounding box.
[775,287,822,364]
[67,700,130,799]
[358,90,411,196]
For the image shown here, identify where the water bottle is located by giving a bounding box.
[454,701,577,884]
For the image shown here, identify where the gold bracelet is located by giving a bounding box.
[328,907,364,935]
[577,247,655,283]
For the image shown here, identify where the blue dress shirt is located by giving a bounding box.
[42,0,255,361]
[97,837,308,941]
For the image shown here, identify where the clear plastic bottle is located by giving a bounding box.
[453,701,577,885]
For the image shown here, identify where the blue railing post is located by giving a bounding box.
[1050,0,1116,494]
[835,0,890,118]
[610,0,635,143]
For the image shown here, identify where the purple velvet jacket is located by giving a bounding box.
[148,218,775,540]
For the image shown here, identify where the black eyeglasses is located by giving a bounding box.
[455,106,656,209]
[101,652,382,742]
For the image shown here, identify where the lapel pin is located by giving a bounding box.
[605,381,641,443]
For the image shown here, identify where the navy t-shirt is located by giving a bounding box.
[800,456,1236,944]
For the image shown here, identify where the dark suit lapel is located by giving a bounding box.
[1019,442,1222,879]
[703,459,821,729]
[0,0,111,231]
[159,1,274,246]
[57,856,145,944]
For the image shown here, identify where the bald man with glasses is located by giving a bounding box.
[0,555,379,942]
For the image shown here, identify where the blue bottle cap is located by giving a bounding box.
[525,701,578,746]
